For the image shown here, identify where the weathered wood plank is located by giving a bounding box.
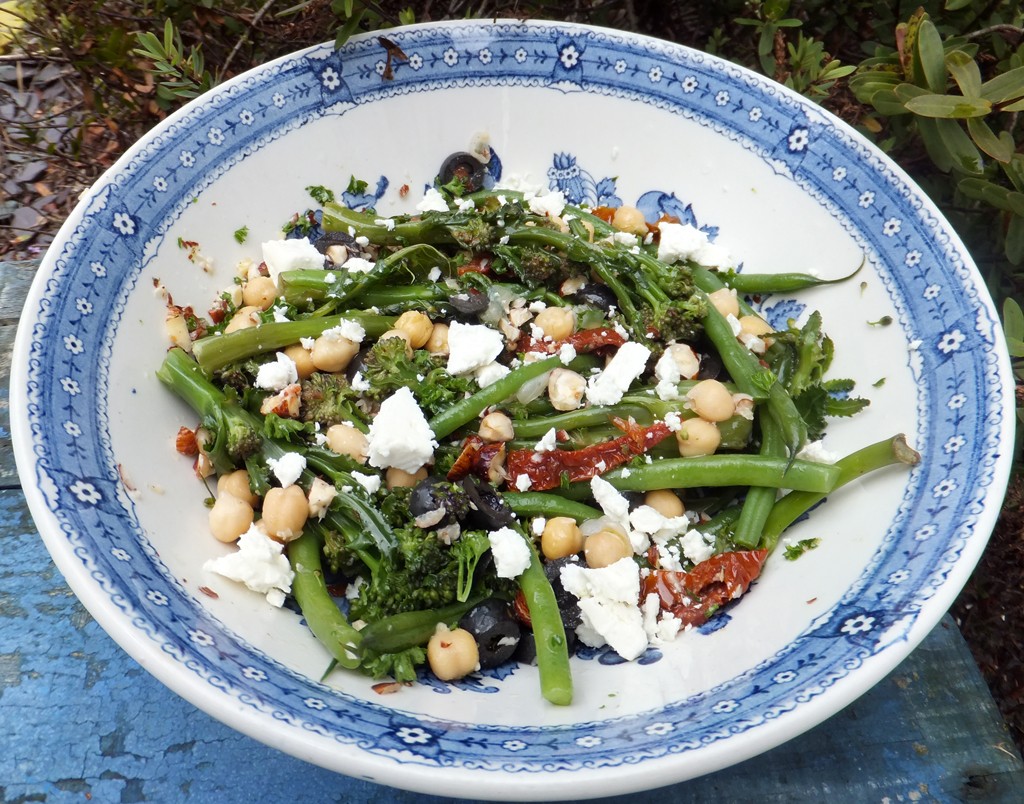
[0,261,34,486]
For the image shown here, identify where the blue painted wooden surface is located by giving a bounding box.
[1,260,1022,802]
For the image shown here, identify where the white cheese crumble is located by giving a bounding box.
[488,527,532,579]
[558,343,577,365]
[342,256,375,274]
[320,319,366,343]
[351,471,382,495]
[560,558,647,661]
[534,428,558,453]
[255,351,298,391]
[307,477,337,520]
[474,360,511,388]
[427,266,442,282]
[796,439,838,464]
[514,473,533,492]
[586,341,651,406]
[527,190,567,218]
[272,306,290,323]
[374,217,396,231]
[447,321,505,375]
[416,187,451,213]
[203,523,294,607]
[266,452,306,488]
[261,238,324,286]
[365,386,437,473]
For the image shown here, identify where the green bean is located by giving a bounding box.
[712,259,864,294]
[428,354,564,439]
[359,597,485,655]
[760,434,920,551]
[733,416,784,549]
[518,537,573,706]
[570,455,840,495]
[503,492,601,522]
[698,295,772,401]
[191,312,395,372]
[287,531,362,669]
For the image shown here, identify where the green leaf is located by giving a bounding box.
[1001,97,1024,112]
[945,0,973,9]
[1004,297,1024,342]
[904,93,991,118]
[945,50,982,98]
[1006,214,1024,265]
[1004,155,1024,192]
[980,65,1024,103]
[966,117,1014,163]
[957,178,1024,216]
[868,88,912,116]
[893,82,931,102]
[1008,336,1024,358]
[914,20,947,93]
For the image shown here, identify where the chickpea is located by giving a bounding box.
[533,306,575,341]
[378,328,413,358]
[427,624,479,681]
[386,465,428,490]
[241,275,278,310]
[707,287,740,319]
[224,305,261,333]
[675,418,722,457]
[542,517,584,560]
[547,368,586,411]
[325,423,369,463]
[261,485,309,542]
[479,411,514,443]
[739,314,773,338]
[644,489,685,519]
[686,379,735,422]
[311,334,359,373]
[217,469,260,508]
[208,492,255,543]
[426,322,450,355]
[584,528,633,568]
[282,343,316,380]
[612,204,648,236]
[663,343,701,380]
[394,311,434,349]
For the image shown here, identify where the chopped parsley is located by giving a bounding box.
[346,176,369,195]
[306,185,336,205]
[233,225,249,244]
[784,537,821,560]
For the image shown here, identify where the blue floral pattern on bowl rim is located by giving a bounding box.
[12,20,1013,791]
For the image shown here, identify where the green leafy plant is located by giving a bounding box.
[133,18,215,106]
[1004,297,1024,430]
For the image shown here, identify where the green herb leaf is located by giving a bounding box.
[783,537,820,560]
[233,225,249,244]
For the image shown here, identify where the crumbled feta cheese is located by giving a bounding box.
[560,558,647,660]
[320,319,366,343]
[416,187,450,213]
[261,238,324,286]
[663,411,683,432]
[797,439,838,464]
[342,256,375,274]
[680,529,715,565]
[475,360,511,388]
[531,517,547,537]
[488,527,531,579]
[300,336,316,350]
[590,476,632,536]
[558,343,577,365]
[365,387,437,473]
[692,240,736,269]
[203,523,294,607]
[272,306,290,323]
[642,592,682,645]
[656,222,709,265]
[345,576,365,600]
[534,428,558,453]
[447,321,505,375]
[527,190,567,218]
[586,341,651,406]
[351,471,382,495]
[725,313,743,337]
[457,197,476,212]
[350,371,370,392]
[266,452,306,488]
[630,505,689,542]
[374,217,396,231]
[324,272,336,283]
[255,351,298,391]
[528,300,548,313]
[428,266,442,282]
[604,231,639,247]
[514,473,533,492]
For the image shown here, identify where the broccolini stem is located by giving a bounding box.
[428,354,564,439]
[517,536,573,706]
[570,455,841,495]
[358,596,486,655]
[760,434,920,551]
[191,312,395,373]
[287,531,362,669]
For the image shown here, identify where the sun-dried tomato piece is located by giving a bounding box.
[504,417,672,491]
[515,326,627,356]
[175,426,199,456]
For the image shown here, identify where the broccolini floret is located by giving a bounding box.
[300,371,367,428]
[360,336,476,416]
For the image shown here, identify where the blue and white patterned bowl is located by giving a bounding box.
[10,20,1014,799]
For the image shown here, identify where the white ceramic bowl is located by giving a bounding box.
[11,19,1014,800]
